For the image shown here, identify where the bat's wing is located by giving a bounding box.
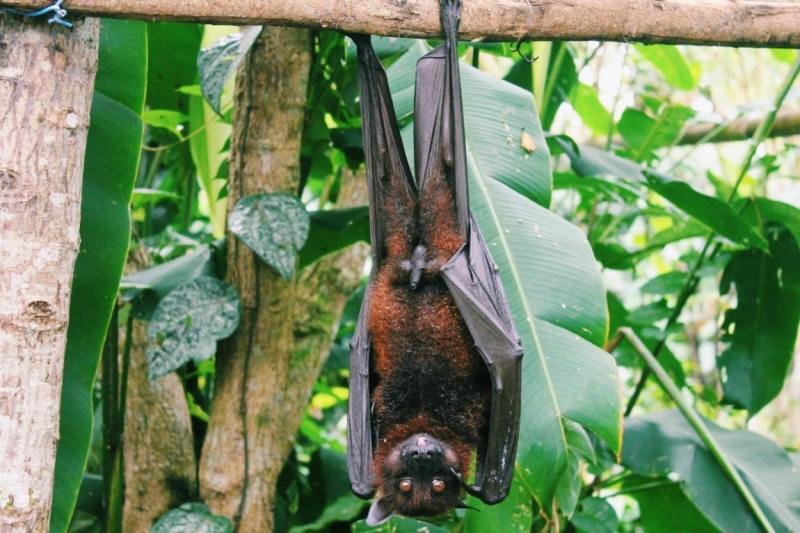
[440,223,523,503]
[415,0,523,504]
[347,34,417,499]
[348,283,376,498]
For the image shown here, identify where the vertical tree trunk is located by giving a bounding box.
[198,27,368,532]
[0,15,100,531]
[123,302,198,531]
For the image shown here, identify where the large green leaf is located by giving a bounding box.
[617,105,694,158]
[643,170,768,251]
[228,193,310,280]
[146,23,202,112]
[742,197,800,246]
[623,410,800,533]
[298,206,370,269]
[146,277,241,378]
[634,44,696,90]
[464,469,533,533]
[453,66,619,511]
[51,19,146,533]
[461,67,552,206]
[718,225,800,414]
[570,497,618,533]
[121,245,217,319]
[616,475,718,533]
[571,83,612,136]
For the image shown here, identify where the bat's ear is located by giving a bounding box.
[366,497,394,526]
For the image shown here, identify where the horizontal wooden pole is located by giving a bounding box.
[678,109,800,144]
[2,0,800,47]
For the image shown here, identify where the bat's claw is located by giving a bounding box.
[450,467,480,497]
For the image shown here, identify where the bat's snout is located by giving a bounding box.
[412,436,440,459]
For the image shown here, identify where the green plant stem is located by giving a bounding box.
[102,305,124,533]
[603,479,675,498]
[623,53,800,416]
[540,43,566,126]
[729,52,800,201]
[624,238,707,416]
[666,120,731,174]
[617,328,776,533]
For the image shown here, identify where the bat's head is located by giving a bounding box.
[368,433,467,526]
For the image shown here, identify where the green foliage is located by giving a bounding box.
[53,19,147,533]
[198,26,262,115]
[298,207,370,269]
[149,503,232,533]
[228,193,310,280]
[623,410,800,532]
[719,225,800,413]
[53,15,800,533]
[146,277,241,378]
[634,44,697,90]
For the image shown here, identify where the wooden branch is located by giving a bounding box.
[678,109,800,144]
[3,0,800,47]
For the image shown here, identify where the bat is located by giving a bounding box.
[347,0,523,525]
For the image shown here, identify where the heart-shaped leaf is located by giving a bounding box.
[198,26,262,115]
[146,277,241,379]
[150,502,232,533]
[228,193,310,280]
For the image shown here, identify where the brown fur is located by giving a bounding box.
[367,163,491,517]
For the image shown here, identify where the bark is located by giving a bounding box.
[0,15,100,532]
[4,0,800,47]
[198,27,368,532]
[122,263,198,533]
[677,108,800,145]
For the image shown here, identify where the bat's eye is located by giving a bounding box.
[431,479,445,493]
[399,479,413,492]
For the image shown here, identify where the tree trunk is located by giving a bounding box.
[0,15,100,532]
[122,280,198,532]
[198,27,368,531]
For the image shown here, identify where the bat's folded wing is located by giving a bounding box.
[348,283,376,498]
[347,33,416,500]
[440,214,523,503]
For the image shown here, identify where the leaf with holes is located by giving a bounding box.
[146,277,241,378]
[229,193,310,280]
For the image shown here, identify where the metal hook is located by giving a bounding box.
[4,0,73,28]
[510,0,536,63]
[510,38,537,63]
